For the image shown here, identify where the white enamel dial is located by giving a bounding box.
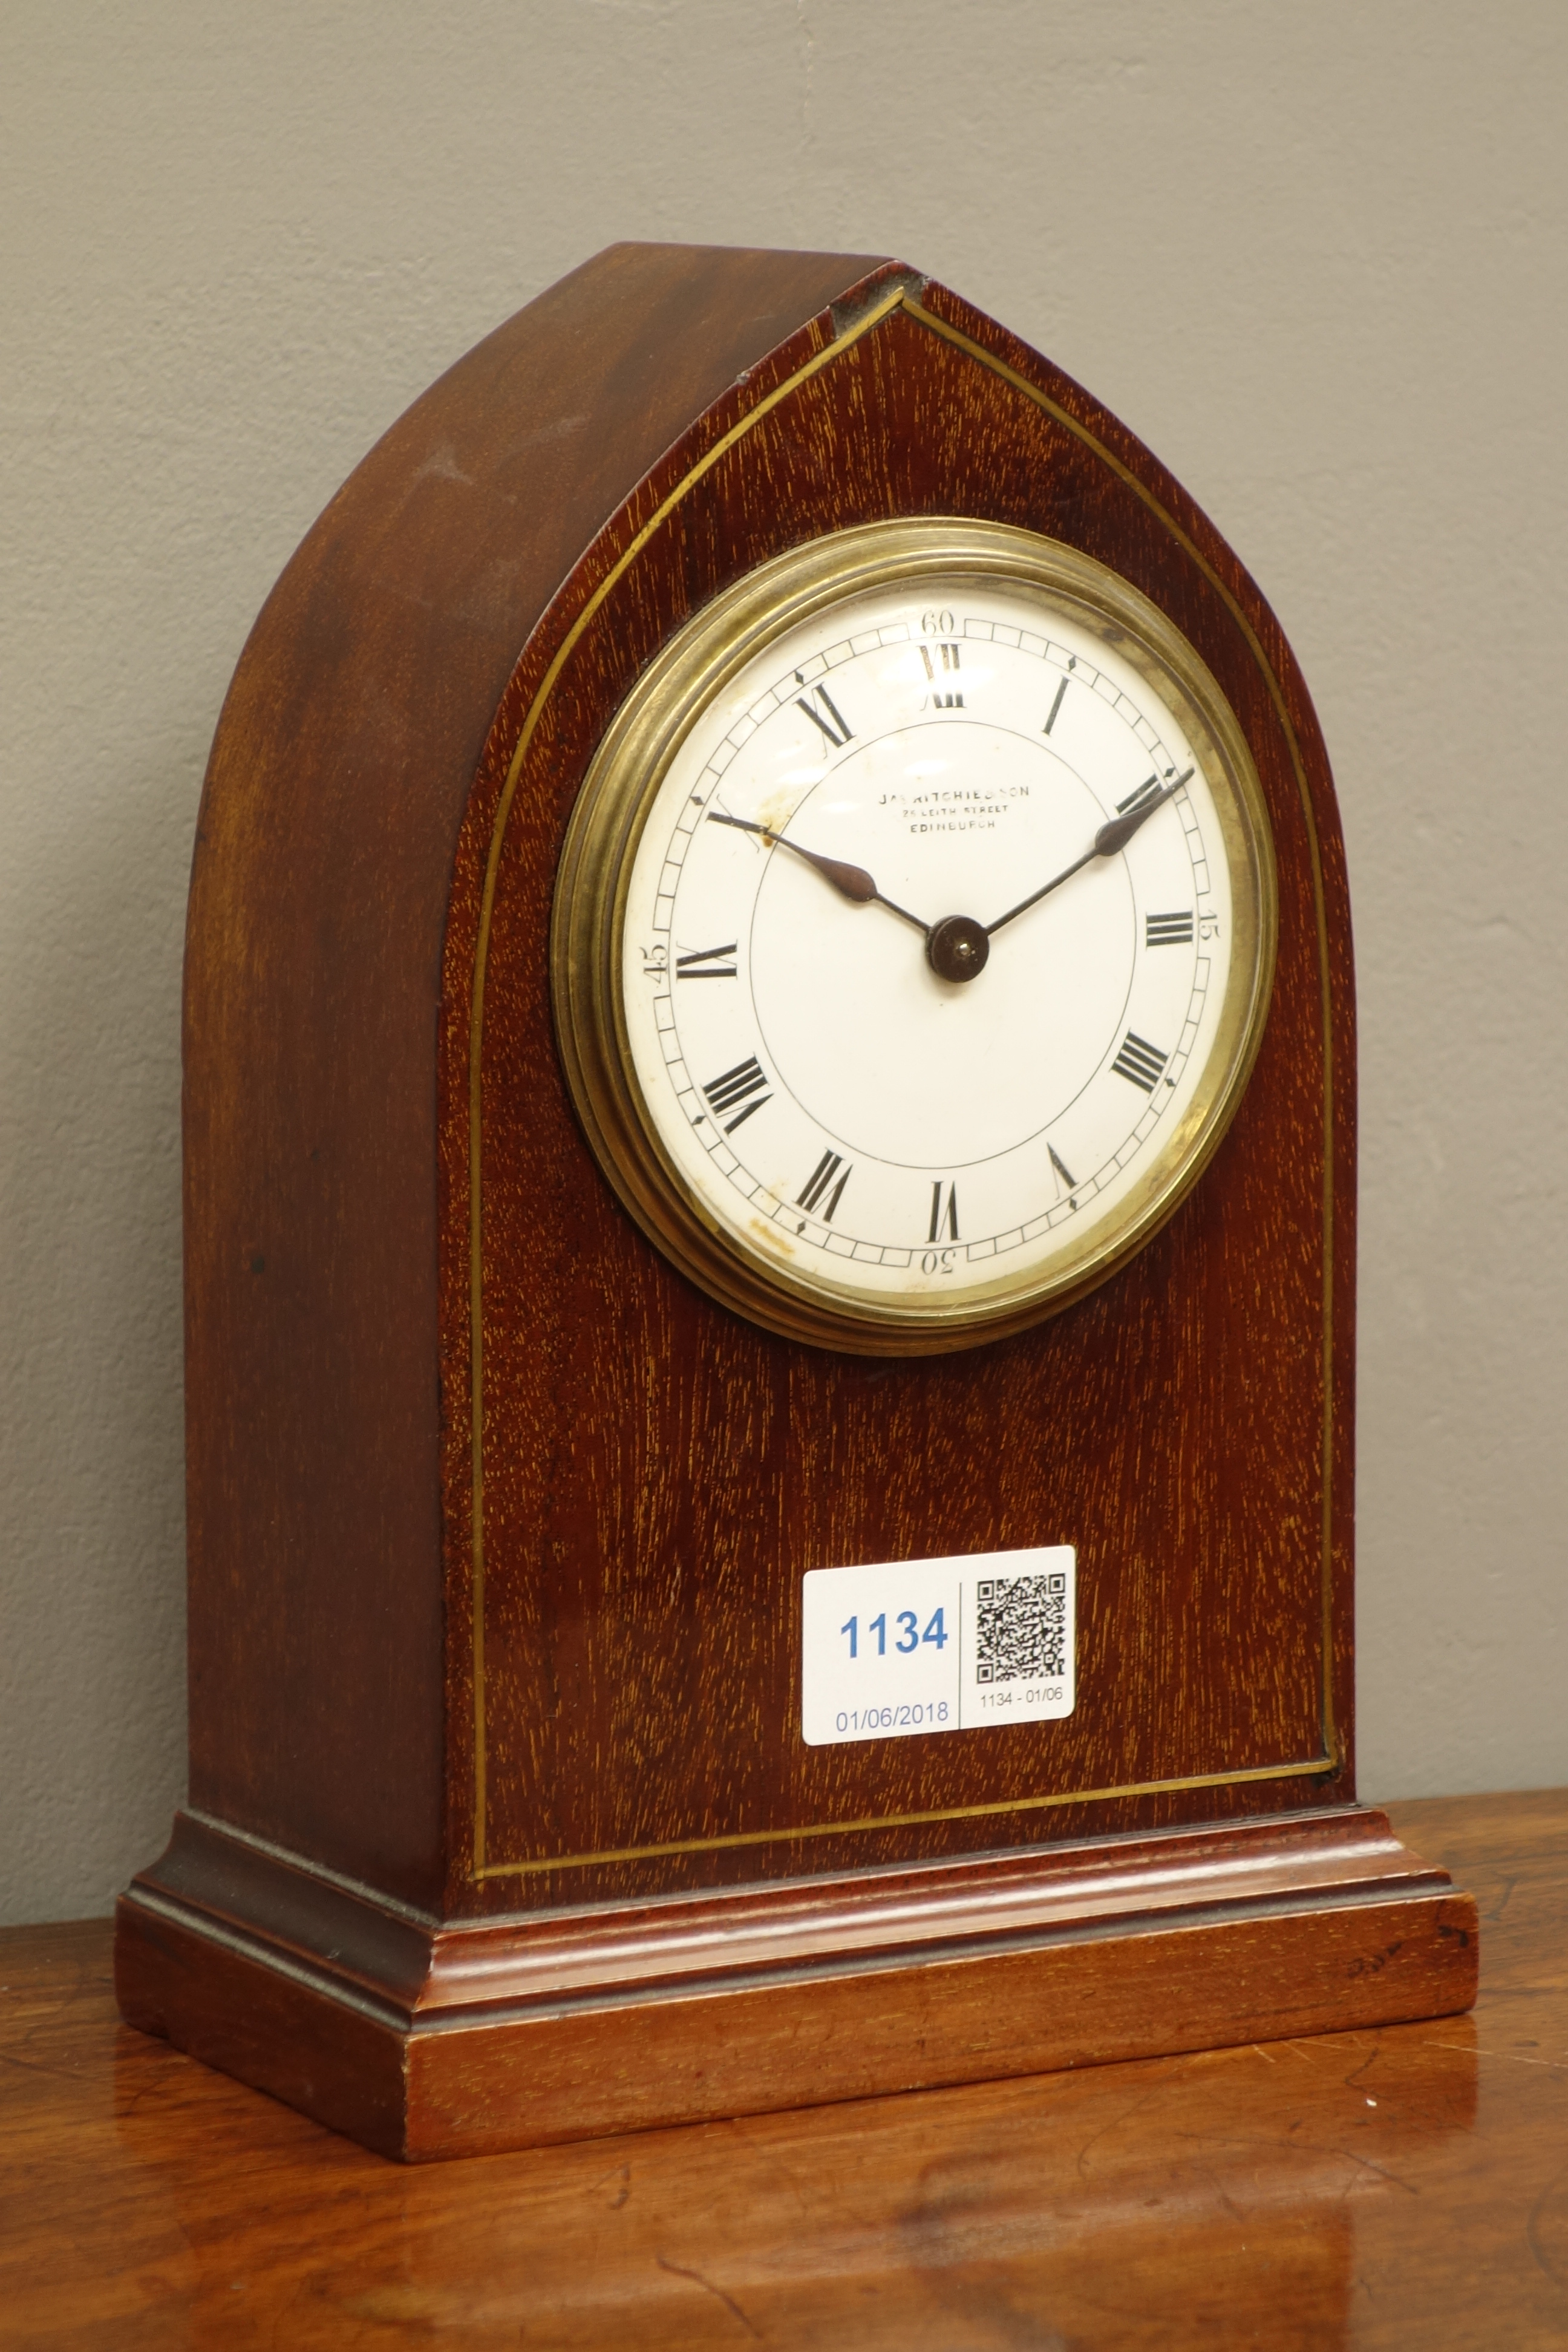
[555,524,1274,1350]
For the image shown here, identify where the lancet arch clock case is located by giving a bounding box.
[116,244,1476,2161]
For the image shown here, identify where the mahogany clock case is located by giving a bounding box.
[116,243,1477,2160]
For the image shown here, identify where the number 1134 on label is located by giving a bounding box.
[800,1547,1076,1745]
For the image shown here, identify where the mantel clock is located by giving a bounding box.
[117,244,1477,2160]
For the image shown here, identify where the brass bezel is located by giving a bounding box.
[551,517,1277,1355]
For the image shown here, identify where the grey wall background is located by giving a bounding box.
[3,1,1565,1924]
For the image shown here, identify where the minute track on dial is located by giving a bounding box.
[573,519,1271,1348]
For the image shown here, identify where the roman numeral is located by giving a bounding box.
[920,643,963,709]
[927,1181,959,1243]
[1044,676,1069,735]
[797,1149,852,1221]
[675,941,738,979]
[795,678,853,748]
[1111,1032,1169,1093]
[1048,1143,1077,1201]
[702,1056,772,1134]
[1145,911,1194,947]
[1116,775,1162,817]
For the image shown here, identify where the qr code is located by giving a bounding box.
[974,1572,1068,1684]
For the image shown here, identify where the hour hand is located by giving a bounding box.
[707,812,929,935]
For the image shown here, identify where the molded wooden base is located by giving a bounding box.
[115,1806,1478,2163]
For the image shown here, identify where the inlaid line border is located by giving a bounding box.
[472,1757,1339,1881]
[466,288,1340,1881]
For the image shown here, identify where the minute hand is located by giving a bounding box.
[984,771,1192,937]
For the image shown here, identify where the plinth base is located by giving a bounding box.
[116,1806,1477,2163]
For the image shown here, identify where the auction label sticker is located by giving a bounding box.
[801,1546,1075,1746]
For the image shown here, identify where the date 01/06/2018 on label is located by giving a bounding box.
[800,1546,1076,1748]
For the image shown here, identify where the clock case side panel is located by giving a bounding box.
[163,241,904,1915]
[445,278,1359,1916]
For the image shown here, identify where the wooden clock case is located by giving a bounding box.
[116,243,1477,2161]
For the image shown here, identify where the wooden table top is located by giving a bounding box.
[3,1790,1566,2349]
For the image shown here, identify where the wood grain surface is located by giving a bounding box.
[15,1794,1566,2348]
[168,240,1359,1915]
[445,270,1356,1906]
[114,1803,1475,2160]
[137,241,1410,2160]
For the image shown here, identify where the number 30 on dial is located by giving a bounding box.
[553,519,1276,1353]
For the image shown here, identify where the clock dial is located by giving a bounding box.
[554,521,1275,1350]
